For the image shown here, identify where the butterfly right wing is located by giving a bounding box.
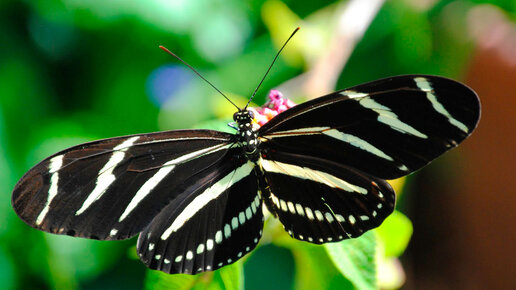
[258,75,480,180]
[12,129,236,241]
[136,158,263,274]
[256,75,480,242]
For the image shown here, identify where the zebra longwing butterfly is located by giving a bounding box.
[12,32,480,275]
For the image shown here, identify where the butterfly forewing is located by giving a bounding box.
[137,159,263,274]
[12,130,235,240]
[258,150,394,243]
[258,75,480,179]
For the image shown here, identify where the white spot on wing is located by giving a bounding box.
[398,164,409,171]
[305,207,314,220]
[287,201,296,214]
[186,251,193,260]
[314,210,324,221]
[232,217,239,230]
[295,203,304,216]
[253,195,261,208]
[239,212,246,224]
[325,212,335,223]
[109,228,118,237]
[215,231,223,244]
[197,244,205,254]
[224,224,231,239]
[280,200,288,212]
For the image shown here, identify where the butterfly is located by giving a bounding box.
[11,29,480,275]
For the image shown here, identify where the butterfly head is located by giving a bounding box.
[233,110,254,126]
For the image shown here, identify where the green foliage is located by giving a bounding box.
[145,261,243,290]
[325,232,377,290]
[376,211,413,258]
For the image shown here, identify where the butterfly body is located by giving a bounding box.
[12,75,480,274]
[234,110,260,158]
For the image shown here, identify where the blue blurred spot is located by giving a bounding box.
[145,64,192,107]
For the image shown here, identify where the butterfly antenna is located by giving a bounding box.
[159,45,240,110]
[244,27,300,110]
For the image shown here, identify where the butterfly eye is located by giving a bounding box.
[247,110,254,119]
[233,112,238,121]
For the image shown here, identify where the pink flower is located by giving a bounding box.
[250,90,296,127]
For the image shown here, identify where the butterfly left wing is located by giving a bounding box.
[258,150,394,243]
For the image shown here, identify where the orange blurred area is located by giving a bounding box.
[403,5,516,289]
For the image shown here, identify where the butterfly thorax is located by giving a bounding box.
[233,110,260,160]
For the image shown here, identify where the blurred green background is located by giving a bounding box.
[2,0,515,289]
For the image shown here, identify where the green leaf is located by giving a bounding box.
[144,271,202,290]
[291,244,354,290]
[215,262,244,290]
[375,210,413,258]
[144,261,244,290]
[324,231,377,290]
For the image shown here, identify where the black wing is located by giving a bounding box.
[259,75,480,179]
[258,150,394,243]
[137,159,263,274]
[12,130,236,241]
[257,75,480,241]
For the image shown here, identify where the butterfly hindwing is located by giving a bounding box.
[12,130,235,240]
[137,158,263,274]
[258,75,480,179]
[259,150,394,243]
